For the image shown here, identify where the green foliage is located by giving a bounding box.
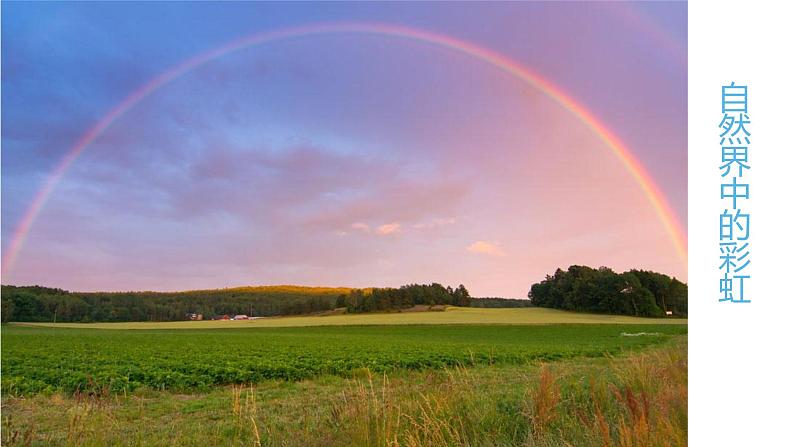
[1,324,686,395]
[528,266,687,317]
[0,283,470,323]
[1,295,15,323]
[340,283,471,313]
[469,297,534,308]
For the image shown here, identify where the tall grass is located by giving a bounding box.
[324,340,687,446]
[1,341,686,446]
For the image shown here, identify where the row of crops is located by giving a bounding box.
[1,324,687,394]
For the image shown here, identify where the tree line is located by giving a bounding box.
[469,297,535,308]
[0,283,471,323]
[1,266,686,323]
[0,285,351,323]
[338,283,471,313]
[528,266,687,317]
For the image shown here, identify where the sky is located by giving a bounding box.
[1,2,687,297]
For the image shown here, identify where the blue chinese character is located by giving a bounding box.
[719,242,750,273]
[719,273,750,303]
[719,114,751,143]
[719,209,750,241]
[722,82,748,113]
[720,146,750,177]
[720,177,749,208]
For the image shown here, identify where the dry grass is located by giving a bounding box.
[323,340,687,447]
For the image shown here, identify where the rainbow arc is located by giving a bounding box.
[1,22,687,277]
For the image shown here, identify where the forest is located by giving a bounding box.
[0,283,471,323]
[528,266,687,317]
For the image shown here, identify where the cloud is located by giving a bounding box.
[466,241,506,257]
[414,217,456,229]
[375,222,401,236]
[349,221,401,236]
[300,178,470,233]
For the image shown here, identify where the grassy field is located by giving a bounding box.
[12,306,686,330]
[2,309,688,445]
[1,339,687,446]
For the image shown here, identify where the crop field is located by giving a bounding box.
[2,311,688,446]
[13,306,686,330]
[1,335,688,446]
[2,323,685,395]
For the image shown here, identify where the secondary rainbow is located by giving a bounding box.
[1,22,688,277]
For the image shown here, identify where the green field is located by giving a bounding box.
[12,306,686,330]
[2,337,687,446]
[2,308,688,446]
[2,322,685,395]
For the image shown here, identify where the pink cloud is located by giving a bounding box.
[414,217,456,229]
[466,241,506,257]
[375,222,402,236]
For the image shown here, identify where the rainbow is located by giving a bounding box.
[0,22,687,278]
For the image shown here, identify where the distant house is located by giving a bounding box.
[185,313,203,321]
[665,310,674,316]
[233,315,249,320]
[212,314,231,320]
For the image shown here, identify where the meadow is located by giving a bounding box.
[13,306,685,330]
[1,338,687,446]
[1,309,688,446]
